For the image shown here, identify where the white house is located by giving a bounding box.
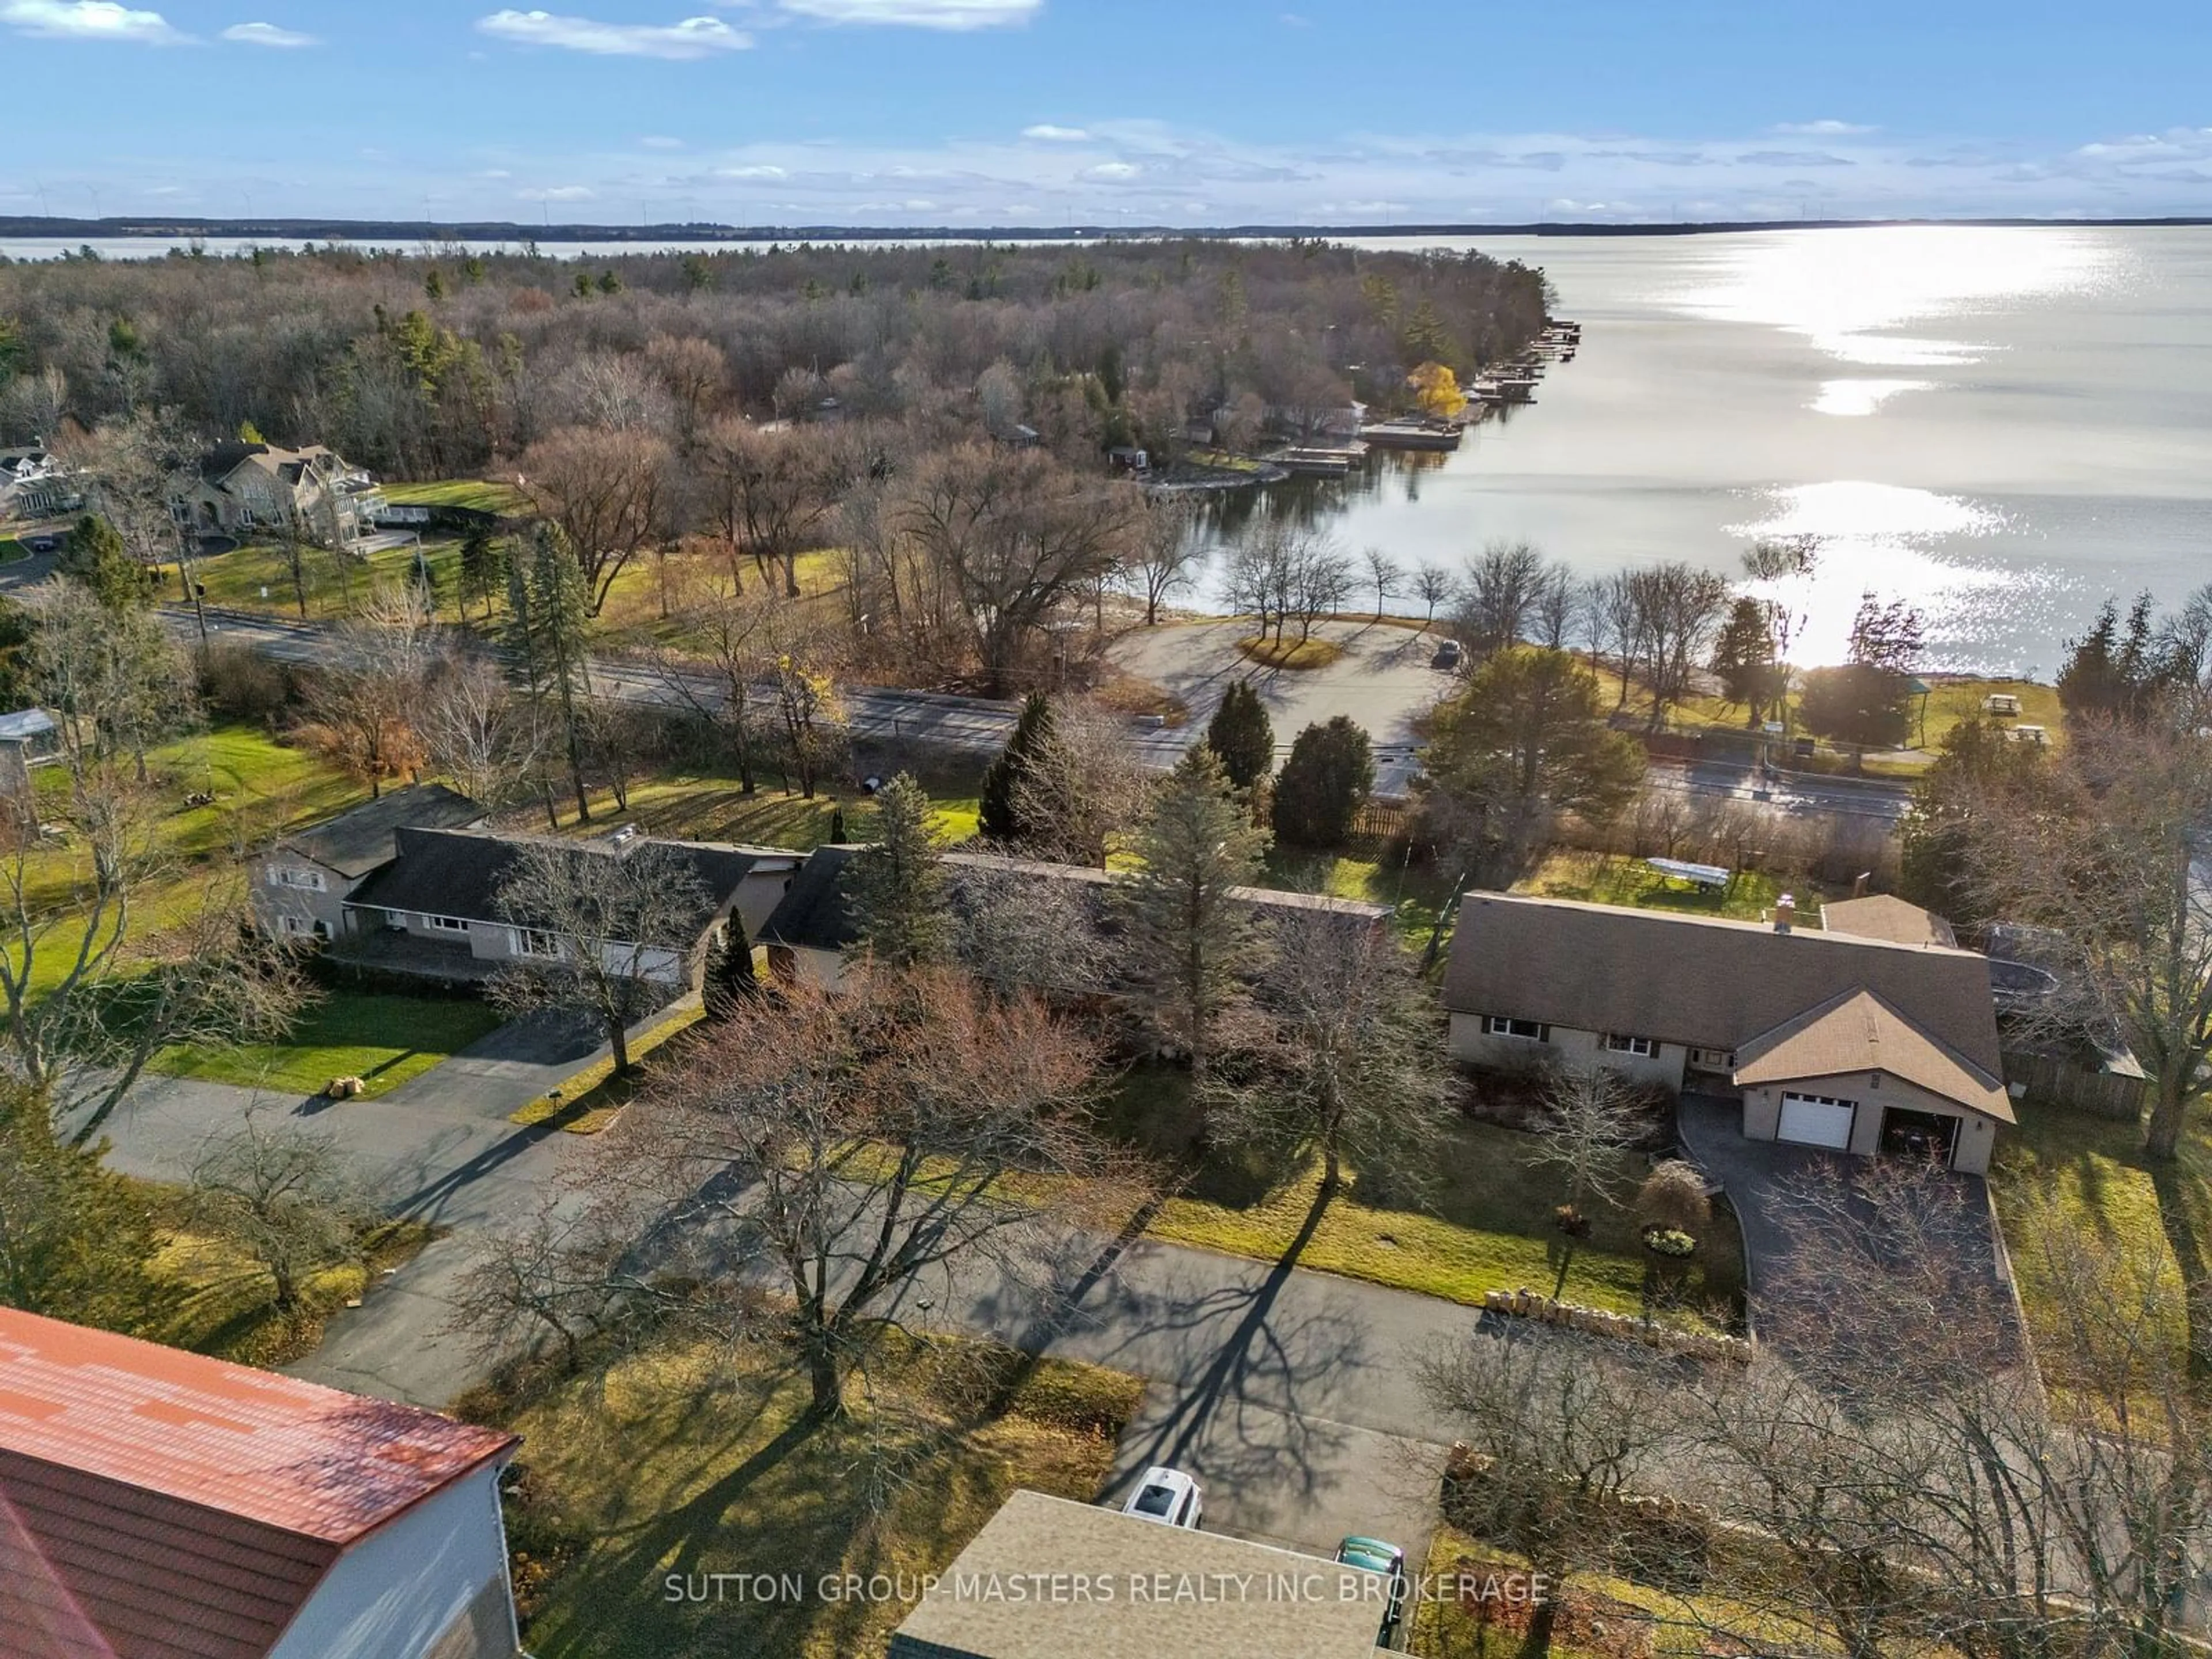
[0,1307,522,1658]
[1441,892,2013,1175]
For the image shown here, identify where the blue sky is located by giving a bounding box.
[2,0,2208,224]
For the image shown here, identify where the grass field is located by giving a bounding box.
[0,537,27,562]
[1109,1066,1744,1331]
[151,990,502,1099]
[380,478,529,514]
[1516,850,1787,923]
[481,1334,1141,1659]
[1237,633,1346,671]
[10,724,368,997]
[1408,1525,1823,1659]
[128,1179,437,1370]
[161,535,482,624]
[595,757,985,853]
[1262,845,1461,945]
[1987,1100,2210,1408]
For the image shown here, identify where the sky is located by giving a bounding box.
[1,0,2209,226]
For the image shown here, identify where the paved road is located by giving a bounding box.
[96,1062,1461,1561]
[167,601,1912,820]
[1108,618,1455,799]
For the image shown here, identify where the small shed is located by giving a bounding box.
[0,708,59,798]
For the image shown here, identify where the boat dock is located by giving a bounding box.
[1273,442,1369,477]
[1357,419,1464,452]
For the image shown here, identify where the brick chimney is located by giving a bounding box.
[1772,893,1796,933]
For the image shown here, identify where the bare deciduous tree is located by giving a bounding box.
[459,966,1131,1418]
[1416,1327,1685,1658]
[298,581,438,798]
[418,650,546,810]
[188,1111,371,1315]
[1233,916,1448,1199]
[695,416,854,598]
[1126,494,1200,626]
[517,425,672,615]
[490,839,713,1077]
[1008,696,1149,868]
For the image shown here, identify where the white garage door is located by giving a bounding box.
[1778,1092,1856,1150]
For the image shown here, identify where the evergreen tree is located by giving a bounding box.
[979,692,1055,844]
[1206,681,1275,791]
[1120,747,1271,1080]
[704,913,760,1016]
[0,1077,163,1328]
[57,514,147,614]
[846,773,948,968]
[1271,716,1375,849]
[457,524,504,623]
[509,526,594,823]
[2058,591,2172,724]
[1710,596,1785,726]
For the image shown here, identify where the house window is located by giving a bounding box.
[1690,1046,1737,1070]
[1485,1016,1550,1043]
[512,927,562,960]
[267,865,327,893]
[1603,1033,1656,1058]
[276,914,314,937]
[423,914,471,934]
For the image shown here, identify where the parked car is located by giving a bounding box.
[1120,1466,1203,1529]
[1335,1536,1408,1647]
[1431,639,1463,669]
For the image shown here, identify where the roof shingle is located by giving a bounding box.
[1442,893,2002,1076]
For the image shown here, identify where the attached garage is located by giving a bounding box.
[1777,1092,1857,1150]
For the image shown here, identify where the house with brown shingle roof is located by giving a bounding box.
[1442,892,2013,1174]
[0,1308,522,1659]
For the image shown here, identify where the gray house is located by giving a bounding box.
[1442,892,2013,1174]
[252,784,488,943]
[338,825,800,987]
[758,845,1391,990]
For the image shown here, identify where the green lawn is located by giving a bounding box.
[162,534,486,624]
[0,537,27,562]
[10,724,369,996]
[1262,847,1462,945]
[1516,850,1787,923]
[1108,1067,1744,1332]
[601,761,984,853]
[1919,675,2064,753]
[1987,1100,2211,1405]
[476,1334,1140,1659]
[150,990,502,1099]
[380,477,529,514]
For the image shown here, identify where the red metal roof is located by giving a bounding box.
[0,1309,515,1543]
[0,1310,518,1659]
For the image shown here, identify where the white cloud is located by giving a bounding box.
[2,1,184,42]
[639,135,687,150]
[1081,161,1139,181]
[717,164,788,179]
[775,0,1039,29]
[520,184,597,200]
[476,9,752,58]
[1774,119,1876,136]
[1021,124,1088,142]
[222,20,316,46]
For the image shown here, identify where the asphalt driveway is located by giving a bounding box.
[1676,1094,2025,1363]
[375,1009,605,1121]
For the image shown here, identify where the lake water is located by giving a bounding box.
[1222,225,2212,674]
[10,225,2208,672]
